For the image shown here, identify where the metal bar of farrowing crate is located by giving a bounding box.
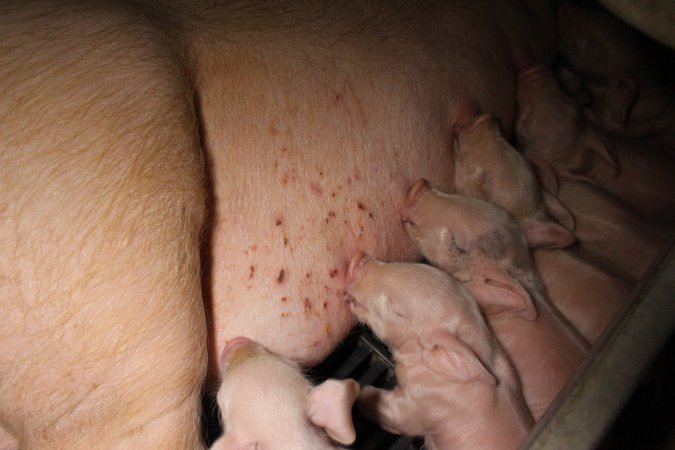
[521,236,675,449]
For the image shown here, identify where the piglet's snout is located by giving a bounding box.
[345,251,368,287]
[221,336,258,369]
[462,112,493,135]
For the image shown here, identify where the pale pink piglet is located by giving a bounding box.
[346,255,532,450]
[211,337,359,450]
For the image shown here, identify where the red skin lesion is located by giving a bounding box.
[309,182,323,195]
[325,210,337,224]
[303,298,312,315]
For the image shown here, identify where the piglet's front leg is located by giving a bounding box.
[358,386,414,436]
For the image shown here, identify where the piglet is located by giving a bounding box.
[555,175,670,283]
[404,179,589,419]
[345,255,532,450]
[557,2,675,152]
[211,337,360,450]
[454,111,575,249]
[517,64,675,223]
[532,247,631,344]
[515,64,618,183]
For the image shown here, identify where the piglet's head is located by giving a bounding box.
[346,257,498,385]
[403,181,538,322]
[403,179,519,277]
[402,179,471,275]
[212,337,360,450]
[345,253,410,347]
[347,255,463,348]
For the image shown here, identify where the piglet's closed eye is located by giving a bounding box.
[465,267,537,322]
[421,329,496,386]
[307,379,360,445]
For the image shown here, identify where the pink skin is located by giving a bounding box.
[0,427,16,450]
[515,64,618,178]
[199,0,561,374]
[555,177,671,283]
[454,112,575,249]
[557,2,675,151]
[403,180,589,419]
[346,256,532,450]
[212,337,360,450]
[517,65,675,223]
[0,1,561,446]
[532,248,632,344]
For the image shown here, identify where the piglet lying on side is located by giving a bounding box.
[404,179,589,419]
[211,337,360,450]
[346,255,533,450]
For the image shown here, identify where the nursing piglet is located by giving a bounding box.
[454,111,575,249]
[404,180,589,419]
[516,64,675,223]
[345,256,532,450]
[212,337,360,450]
[454,112,638,335]
[557,2,675,152]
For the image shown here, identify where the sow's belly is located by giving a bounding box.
[196,11,550,369]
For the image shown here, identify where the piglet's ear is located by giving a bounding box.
[542,191,575,232]
[528,155,559,196]
[307,379,360,445]
[585,125,619,177]
[466,267,537,321]
[422,329,496,385]
[520,217,575,250]
[597,75,637,130]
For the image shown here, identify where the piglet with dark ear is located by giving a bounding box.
[211,337,360,450]
[346,254,532,450]
[403,179,589,420]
